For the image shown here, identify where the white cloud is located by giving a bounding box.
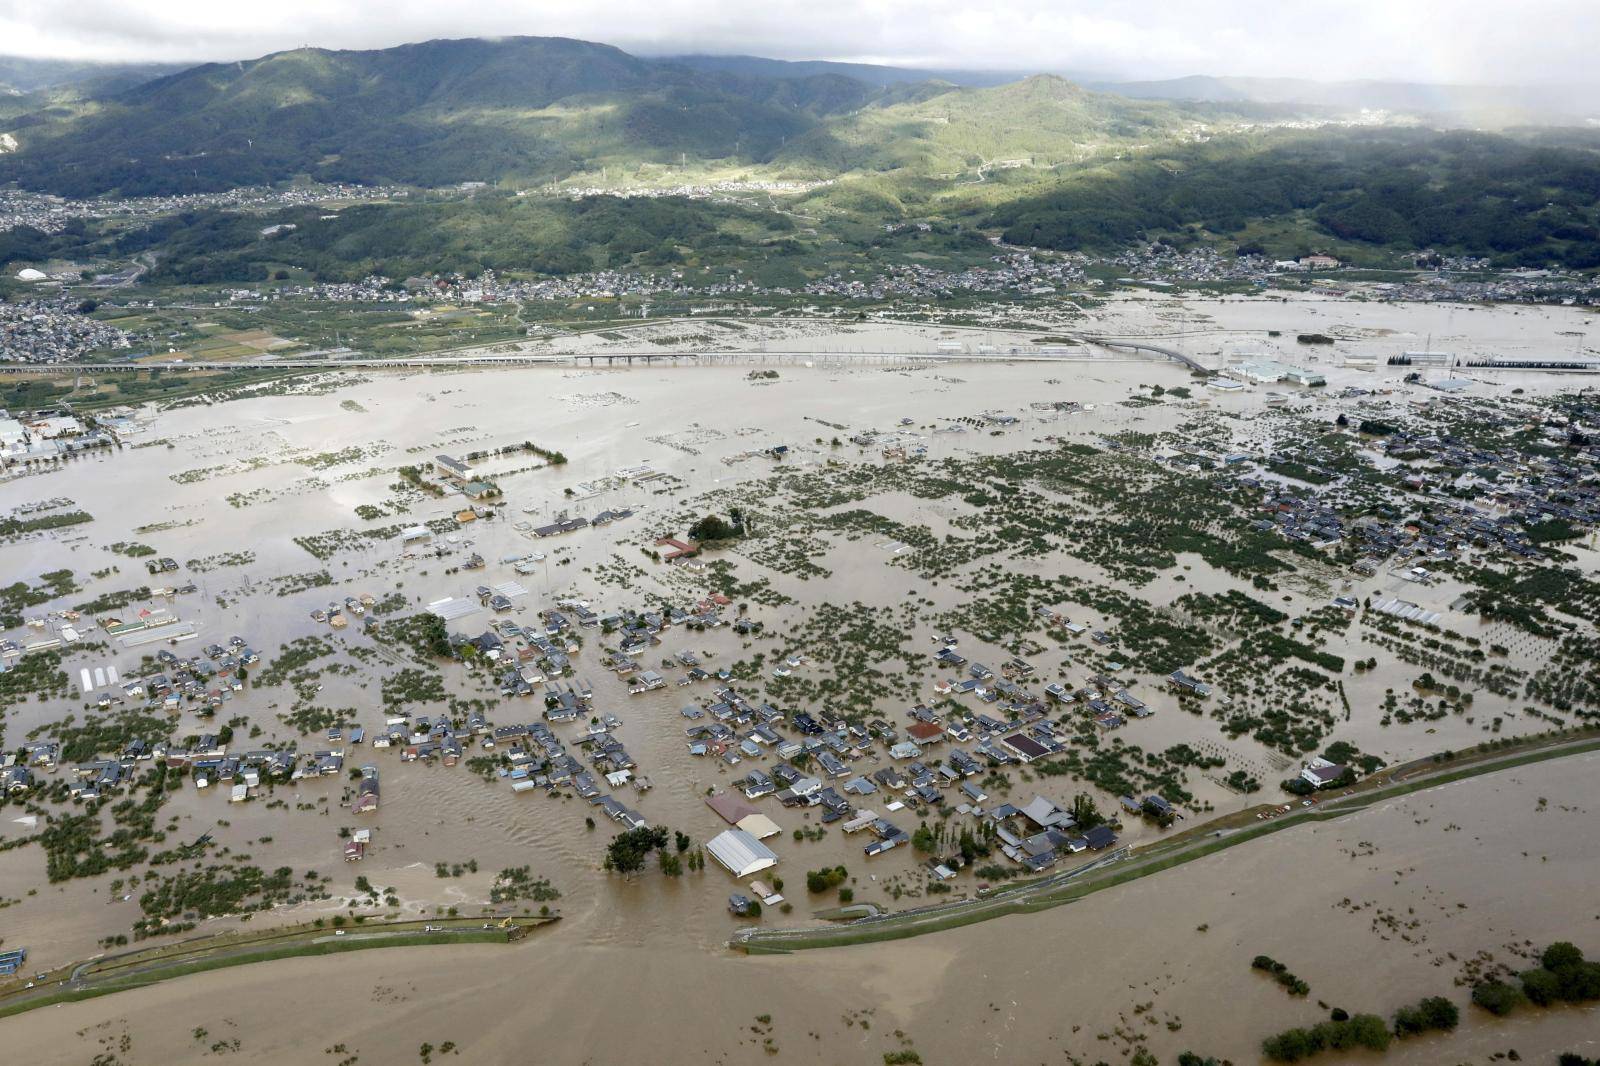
[0,0,1594,86]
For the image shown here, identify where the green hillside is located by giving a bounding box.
[3,35,1599,273]
[0,37,887,196]
[0,39,1254,201]
[981,127,1600,267]
[777,75,1201,179]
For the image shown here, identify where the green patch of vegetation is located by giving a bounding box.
[0,650,71,709]
[1259,1012,1389,1062]
[1390,995,1459,1038]
[489,867,560,904]
[134,864,327,938]
[0,568,78,628]
[0,510,93,539]
[805,866,850,893]
[1251,954,1310,997]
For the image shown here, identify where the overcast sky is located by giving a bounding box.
[1,0,1595,85]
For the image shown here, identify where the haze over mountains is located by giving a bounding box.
[0,56,187,96]
[1102,75,1600,124]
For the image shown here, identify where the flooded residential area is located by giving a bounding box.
[2,297,1599,1063]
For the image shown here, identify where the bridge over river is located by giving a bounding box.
[1,340,1209,375]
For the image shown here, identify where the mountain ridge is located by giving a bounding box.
[0,36,917,196]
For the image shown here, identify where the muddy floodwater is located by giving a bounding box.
[3,752,1596,1065]
[1,295,1598,1062]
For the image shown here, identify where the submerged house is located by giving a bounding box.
[353,772,380,814]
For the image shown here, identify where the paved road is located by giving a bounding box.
[1082,336,1209,372]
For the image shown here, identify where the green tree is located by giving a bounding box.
[1472,980,1525,1016]
[603,826,670,874]
[1393,995,1459,1036]
[1521,967,1563,1007]
[957,828,980,863]
[1070,792,1104,829]
[805,866,848,893]
[688,514,738,542]
[1336,1014,1391,1052]
[1261,1028,1315,1062]
[1543,942,1585,971]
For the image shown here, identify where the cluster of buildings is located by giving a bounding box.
[1378,270,1600,307]
[544,178,832,203]
[0,296,131,363]
[802,253,1088,301]
[0,184,410,237]
[0,409,117,472]
[347,582,1138,883]
[16,384,1589,892]
[690,671,1130,877]
[1,616,399,808]
[1237,420,1598,565]
[226,268,690,306]
[662,630,1135,877]
[1,631,268,801]
[0,447,1341,909]
[1101,244,1283,286]
[199,251,1600,318]
[4,733,360,805]
[209,245,1296,313]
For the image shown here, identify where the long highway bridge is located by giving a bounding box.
[0,339,1213,375]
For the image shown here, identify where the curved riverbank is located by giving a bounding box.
[734,728,1600,953]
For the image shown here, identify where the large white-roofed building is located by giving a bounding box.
[706,828,778,878]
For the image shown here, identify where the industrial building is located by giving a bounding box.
[706,828,779,878]
[1224,360,1326,387]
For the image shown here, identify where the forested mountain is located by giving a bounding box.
[982,128,1600,268]
[663,54,1024,89]
[2,37,1283,200]
[0,37,898,196]
[0,56,185,95]
[3,35,1600,272]
[116,191,801,283]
